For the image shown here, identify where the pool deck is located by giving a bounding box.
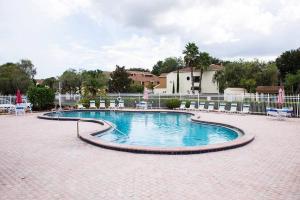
[0,111,299,200]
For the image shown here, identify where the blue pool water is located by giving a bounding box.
[50,111,239,147]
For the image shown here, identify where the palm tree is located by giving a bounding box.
[183,43,199,94]
[196,52,211,93]
[213,69,225,93]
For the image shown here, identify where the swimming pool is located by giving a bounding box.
[47,111,241,148]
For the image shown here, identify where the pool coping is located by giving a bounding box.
[38,109,255,154]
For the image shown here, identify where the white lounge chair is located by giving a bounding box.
[198,102,206,111]
[0,103,15,113]
[89,100,97,109]
[118,99,124,109]
[228,103,238,113]
[109,100,116,109]
[267,107,293,120]
[188,101,196,110]
[240,104,250,114]
[15,104,26,115]
[281,107,293,117]
[99,100,106,109]
[136,101,147,109]
[77,103,85,109]
[177,101,186,110]
[218,102,226,112]
[207,102,215,112]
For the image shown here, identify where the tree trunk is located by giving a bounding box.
[199,69,203,93]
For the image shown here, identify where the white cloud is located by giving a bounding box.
[32,0,92,20]
[0,0,300,78]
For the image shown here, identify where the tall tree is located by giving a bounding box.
[183,43,199,94]
[276,48,300,82]
[81,70,108,97]
[17,59,36,80]
[151,57,183,76]
[151,60,164,76]
[42,77,58,92]
[196,52,211,93]
[59,69,81,94]
[213,69,226,93]
[172,82,175,94]
[109,65,131,93]
[213,60,279,93]
[0,63,33,95]
[285,70,300,93]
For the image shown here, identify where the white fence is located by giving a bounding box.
[1,93,300,117]
[52,93,300,117]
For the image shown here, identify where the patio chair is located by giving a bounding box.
[217,102,226,112]
[207,102,215,112]
[198,102,206,111]
[267,107,293,119]
[77,103,85,109]
[118,99,124,109]
[136,101,147,109]
[228,103,238,113]
[240,104,250,114]
[281,107,293,117]
[99,100,106,109]
[177,101,186,110]
[0,103,15,113]
[109,100,116,109]
[15,104,26,116]
[188,101,196,110]
[89,100,97,109]
[266,107,278,117]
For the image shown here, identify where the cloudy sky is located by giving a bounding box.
[0,0,300,78]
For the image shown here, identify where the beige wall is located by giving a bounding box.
[156,77,166,88]
[165,71,219,94]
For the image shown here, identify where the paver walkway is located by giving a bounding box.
[0,112,299,200]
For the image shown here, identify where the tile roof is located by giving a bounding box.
[127,71,159,82]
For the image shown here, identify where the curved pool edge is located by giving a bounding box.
[38,109,255,154]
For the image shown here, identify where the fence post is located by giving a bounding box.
[297,94,300,117]
[158,93,160,109]
[197,93,199,107]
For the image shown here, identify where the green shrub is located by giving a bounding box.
[128,83,144,93]
[27,86,55,111]
[165,99,181,109]
[79,97,91,108]
[185,100,191,108]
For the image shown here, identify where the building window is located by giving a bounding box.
[142,82,144,85]
[187,76,190,81]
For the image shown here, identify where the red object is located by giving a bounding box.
[16,89,22,104]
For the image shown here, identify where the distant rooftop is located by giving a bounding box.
[256,86,283,94]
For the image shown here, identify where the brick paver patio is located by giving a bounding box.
[0,112,299,200]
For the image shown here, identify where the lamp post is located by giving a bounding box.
[58,82,62,111]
